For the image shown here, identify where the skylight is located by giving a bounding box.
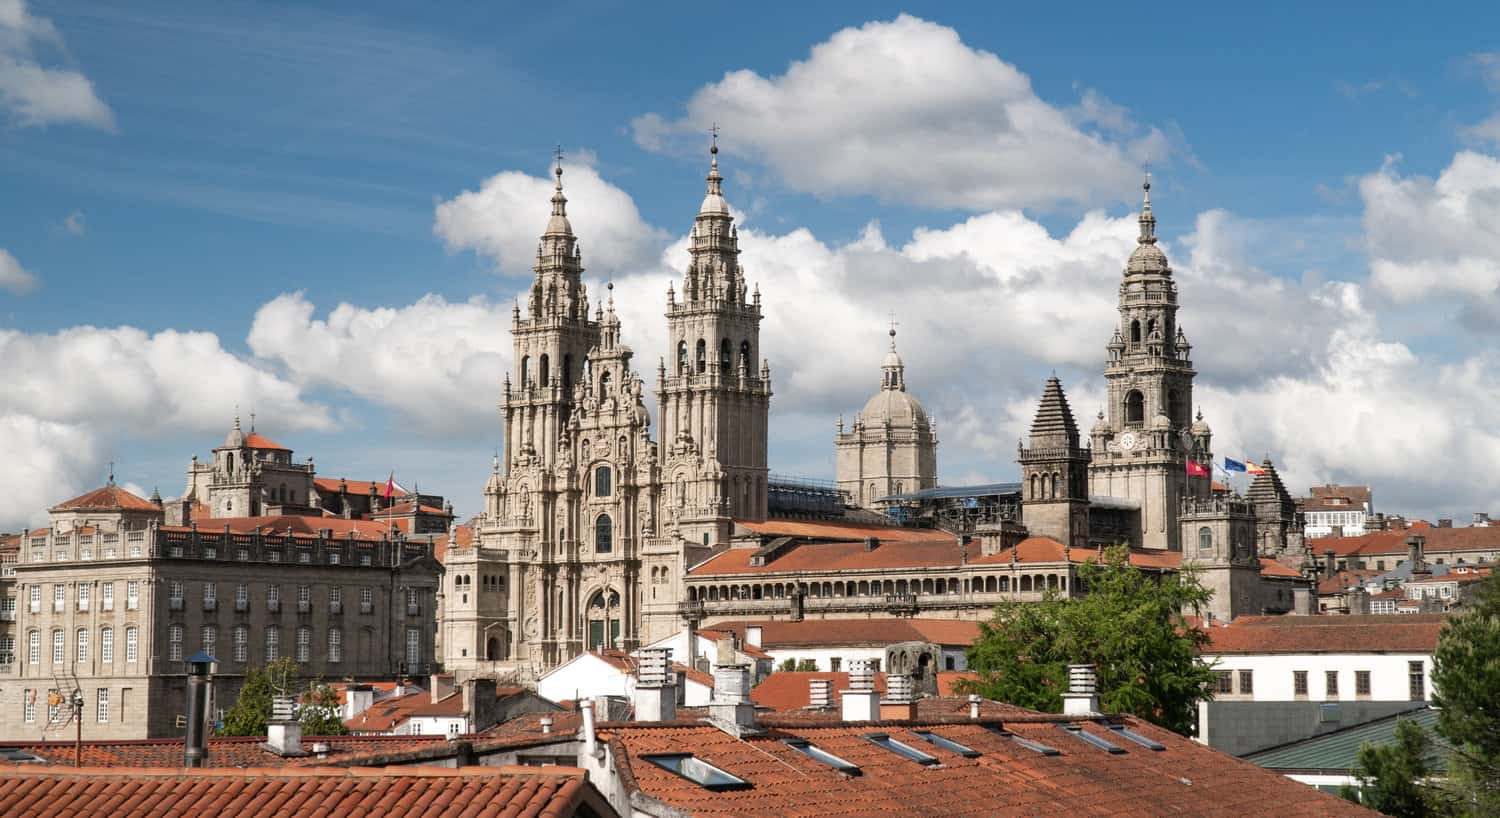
[782,739,862,775]
[863,733,940,766]
[1105,725,1166,751]
[1058,725,1125,754]
[912,730,980,758]
[641,753,752,791]
[985,726,1060,756]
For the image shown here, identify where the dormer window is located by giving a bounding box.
[641,753,750,791]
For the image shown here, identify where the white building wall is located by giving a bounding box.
[1202,652,1433,701]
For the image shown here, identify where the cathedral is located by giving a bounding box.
[441,152,1311,680]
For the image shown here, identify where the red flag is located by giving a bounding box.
[384,471,395,500]
[1186,460,1209,478]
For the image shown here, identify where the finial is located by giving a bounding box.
[887,312,899,346]
[249,408,255,433]
[1196,407,1204,421]
[1137,165,1157,244]
[233,404,241,430]
[108,461,115,486]
[710,122,720,159]
[1142,162,1152,206]
[554,144,564,185]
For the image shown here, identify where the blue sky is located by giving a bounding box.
[5,0,1500,529]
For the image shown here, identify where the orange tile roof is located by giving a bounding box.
[242,432,290,451]
[1317,569,1385,594]
[693,537,976,575]
[345,689,446,733]
[1259,558,1304,578]
[713,618,980,649]
[50,484,158,512]
[1202,614,1447,654]
[1316,526,1500,558]
[736,518,957,542]
[0,765,607,818]
[165,515,404,540]
[0,734,451,768]
[602,714,1375,816]
[313,477,407,497]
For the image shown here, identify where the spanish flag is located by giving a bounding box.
[1246,461,1267,476]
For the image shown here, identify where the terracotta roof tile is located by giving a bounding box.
[1202,614,1447,654]
[0,765,606,818]
[0,734,453,769]
[163,515,404,541]
[242,433,290,451]
[50,485,158,512]
[712,618,980,649]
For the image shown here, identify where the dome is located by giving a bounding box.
[861,388,929,430]
[1190,409,1212,436]
[223,418,245,448]
[1091,410,1110,436]
[1126,242,1170,274]
[1150,412,1172,431]
[883,346,904,370]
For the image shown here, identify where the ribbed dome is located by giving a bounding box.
[1190,409,1212,436]
[223,417,245,448]
[1151,412,1172,430]
[1127,242,1170,274]
[861,388,929,429]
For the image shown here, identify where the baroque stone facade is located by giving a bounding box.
[835,328,938,510]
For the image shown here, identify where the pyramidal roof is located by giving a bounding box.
[51,484,159,512]
[1029,375,1079,447]
[1247,459,1295,516]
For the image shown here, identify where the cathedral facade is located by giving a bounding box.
[442,144,770,677]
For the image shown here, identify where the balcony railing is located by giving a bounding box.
[202,599,217,612]
[296,600,311,614]
[267,599,281,613]
[168,598,184,611]
[359,602,374,615]
[329,601,343,615]
[234,600,249,612]
[0,610,15,621]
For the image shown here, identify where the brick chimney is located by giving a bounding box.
[880,673,917,721]
[841,659,879,722]
[634,648,676,723]
[1061,664,1101,716]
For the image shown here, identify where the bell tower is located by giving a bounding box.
[657,136,772,545]
[1088,176,1211,550]
[1019,376,1090,548]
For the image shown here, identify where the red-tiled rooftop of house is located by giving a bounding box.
[710,618,981,649]
[0,764,611,818]
[50,484,158,512]
[312,477,403,496]
[1407,567,1492,584]
[601,715,1375,817]
[1201,614,1447,654]
[241,432,290,451]
[749,671,1008,713]
[735,518,957,542]
[1317,568,1385,594]
[162,515,405,540]
[1259,558,1304,578]
[1317,525,1500,558]
[0,734,452,768]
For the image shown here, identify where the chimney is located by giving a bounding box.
[634,648,676,723]
[864,536,879,551]
[968,694,982,720]
[1437,518,1453,529]
[708,663,761,737]
[1323,549,1336,578]
[463,678,499,733]
[539,715,554,734]
[1475,512,1490,526]
[1061,664,1101,716]
[430,674,455,704]
[579,699,598,757]
[184,652,217,768]
[840,659,879,722]
[263,695,307,757]
[745,625,763,648]
[1407,534,1429,576]
[715,636,737,667]
[808,678,833,710]
[880,673,918,721]
[345,684,374,719]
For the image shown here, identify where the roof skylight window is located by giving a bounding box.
[1105,724,1166,751]
[641,753,752,791]
[1058,725,1125,754]
[863,733,939,766]
[782,739,862,775]
[985,726,1060,756]
[912,730,980,758]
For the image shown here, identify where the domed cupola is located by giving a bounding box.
[1126,174,1172,276]
[860,327,930,430]
[223,414,246,448]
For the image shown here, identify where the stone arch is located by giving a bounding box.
[1125,390,1145,425]
[695,339,707,374]
[1130,320,1141,345]
[677,341,688,374]
[719,338,731,371]
[539,354,550,388]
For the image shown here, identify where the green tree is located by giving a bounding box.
[1431,573,1500,815]
[300,681,349,736]
[960,545,1216,735]
[1344,718,1439,817]
[776,658,819,672]
[218,657,299,737]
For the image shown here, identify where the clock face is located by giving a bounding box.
[1119,432,1137,451]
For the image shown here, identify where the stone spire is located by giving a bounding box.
[1028,375,1081,449]
[881,325,906,392]
[1138,171,1155,244]
[1126,171,1170,276]
[545,148,573,237]
[683,128,743,304]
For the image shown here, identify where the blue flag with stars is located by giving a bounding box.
[1223,457,1247,473]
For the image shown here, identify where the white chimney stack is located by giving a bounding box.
[634,648,677,723]
[263,695,307,757]
[808,678,833,710]
[580,699,598,757]
[841,659,879,722]
[969,694,982,720]
[881,673,917,720]
[745,626,763,648]
[1061,664,1101,716]
[708,663,760,737]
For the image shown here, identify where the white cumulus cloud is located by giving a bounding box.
[0,246,37,293]
[0,0,114,130]
[632,14,1168,210]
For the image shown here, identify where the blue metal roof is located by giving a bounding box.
[881,482,1022,502]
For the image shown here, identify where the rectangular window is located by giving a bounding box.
[0,634,14,664]
[298,584,310,603]
[1214,671,1233,694]
[406,627,421,667]
[125,628,138,662]
[267,584,280,610]
[102,583,113,611]
[30,586,40,612]
[1293,670,1309,696]
[1326,671,1339,698]
[203,583,216,603]
[168,625,183,662]
[328,628,342,663]
[235,583,248,611]
[76,628,89,662]
[97,689,109,723]
[169,580,183,604]
[1238,670,1253,695]
[233,626,248,662]
[201,626,216,658]
[295,627,310,662]
[28,630,39,663]
[47,688,60,723]
[126,581,139,610]
[52,629,64,663]
[54,584,65,613]
[361,587,373,614]
[24,688,35,723]
[101,628,113,662]
[266,628,280,661]
[1356,670,1372,696]
[1409,661,1425,700]
[77,584,89,611]
[830,656,842,672]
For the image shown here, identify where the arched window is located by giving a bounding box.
[1199,527,1214,552]
[595,514,613,553]
[1029,473,1037,499]
[595,466,612,497]
[894,481,904,495]
[1129,320,1141,345]
[740,340,751,371]
[586,590,621,650]
[539,354,550,388]
[599,370,612,400]
[719,338,731,371]
[100,626,113,662]
[1050,473,1060,498]
[1168,390,1185,427]
[520,355,530,386]
[563,354,573,388]
[1125,390,1145,425]
[226,452,235,473]
[696,339,707,374]
[677,341,688,374]
[1146,318,1158,339]
[76,628,89,662]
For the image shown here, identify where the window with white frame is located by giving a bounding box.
[168,624,183,662]
[101,627,113,662]
[267,584,280,608]
[296,626,311,662]
[54,584,65,612]
[203,583,216,605]
[298,584,310,603]
[236,583,248,609]
[266,628,280,661]
[201,625,216,658]
[76,628,89,663]
[233,625,248,662]
[28,630,40,663]
[126,581,139,610]
[23,688,35,723]
[52,628,64,663]
[0,634,14,665]
[406,627,421,667]
[29,586,40,612]
[169,580,183,603]
[125,627,138,662]
[96,689,109,723]
[361,586,373,613]
[102,583,113,611]
[77,584,90,611]
[328,628,342,663]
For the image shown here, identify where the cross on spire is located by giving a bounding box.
[554,144,564,170]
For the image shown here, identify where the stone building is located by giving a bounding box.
[2,434,444,740]
[1018,376,1090,549]
[834,328,938,510]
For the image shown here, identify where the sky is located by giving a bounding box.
[5,0,1500,529]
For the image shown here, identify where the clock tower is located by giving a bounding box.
[1088,176,1212,550]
